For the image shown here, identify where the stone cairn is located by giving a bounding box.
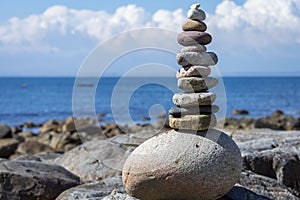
[169,3,218,131]
[122,4,242,200]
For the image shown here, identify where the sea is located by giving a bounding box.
[0,77,300,127]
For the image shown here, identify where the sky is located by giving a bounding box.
[0,0,300,77]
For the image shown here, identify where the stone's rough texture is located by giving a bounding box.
[53,139,131,182]
[0,160,79,200]
[237,171,299,200]
[182,19,207,31]
[17,140,56,155]
[177,52,218,66]
[177,31,212,46]
[56,176,126,200]
[0,139,19,158]
[187,4,206,21]
[169,105,219,117]
[123,129,242,200]
[178,77,218,92]
[0,124,12,138]
[176,66,211,78]
[181,45,207,53]
[169,114,217,130]
[239,136,300,194]
[173,92,216,107]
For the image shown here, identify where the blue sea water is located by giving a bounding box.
[0,77,299,126]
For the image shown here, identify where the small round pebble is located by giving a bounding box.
[177,31,212,46]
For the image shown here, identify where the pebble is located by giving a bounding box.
[122,129,242,200]
[169,114,217,130]
[182,19,207,31]
[181,45,207,53]
[177,31,212,46]
[187,4,206,21]
[173,92,216,107]
[176,66,211,78]
[169,105,219,117]
[176,52,218,67]
[178,77,218,93]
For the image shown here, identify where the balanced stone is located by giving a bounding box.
[169,114,217,130]
[182,19,207,31]
[177,31,212,46]
[181,45,207,53]
[178,77,218,93]
[176,66,211,78]
[177,52,218,67]
[187,3,206,21]
[173,92,216,107]
[169,105,219,117]
[122,129,242,200]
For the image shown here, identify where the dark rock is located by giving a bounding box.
[0,139,19,158]
[232,109,249,115]
[53,139,131,182]
[0,159,80,200]
[177,31,212,46]
[169,105,219,117]
[220,185,270,200]
[0,124,12,138]
[56,176,125,199]
[101,123,125,138]
[272,110,285,117]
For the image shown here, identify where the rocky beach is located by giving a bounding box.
[0,111,299,199]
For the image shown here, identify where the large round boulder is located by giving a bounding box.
[122,129,242,200]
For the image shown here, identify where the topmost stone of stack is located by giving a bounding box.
[187,3,206,21]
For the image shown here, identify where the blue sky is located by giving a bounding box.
[0,0,300,77]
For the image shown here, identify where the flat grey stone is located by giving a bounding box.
[176,66,211,78]
[177,31,212,46]
[173,92,216,107]
[182,19,207,31]
[177,52,218,66]
[181,45,207,53]
[169,114,217,130]
[178,77,218,92]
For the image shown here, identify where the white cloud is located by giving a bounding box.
[0,4,184,53]
[207,0,300,50]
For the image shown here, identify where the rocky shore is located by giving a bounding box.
[0,115,299,199]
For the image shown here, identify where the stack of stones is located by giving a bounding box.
[169,3,219,131]
[122,4,242,200]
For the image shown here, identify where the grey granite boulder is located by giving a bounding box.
[53,139,131,182]
[0,159,79,200]
[123,129,242,200]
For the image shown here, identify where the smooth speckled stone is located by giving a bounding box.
[173,92,216,107]
[177,52,218,67]
[187,4,206,21]
[182,19,207,31]
[178,77,218,93]
[177,31,212,46]
[122,129,242,200]
[169,114,217,130]
[169,105,219,117]
[176,66,211,78]
[181,45,207,53]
